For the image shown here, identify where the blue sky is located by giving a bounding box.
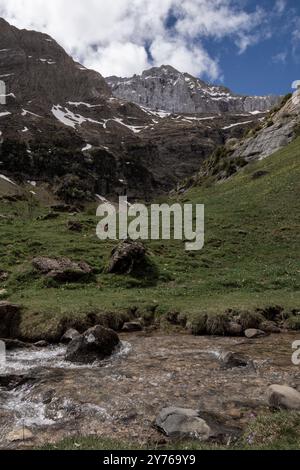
[205,0,300,95]
[0,0,299,96]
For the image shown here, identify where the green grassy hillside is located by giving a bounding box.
[0,137,299,339]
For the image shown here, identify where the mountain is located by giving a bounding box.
[0,18,277,202]
[106,65,280,114]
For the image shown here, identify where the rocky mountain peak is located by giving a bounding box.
[106,67,280,115]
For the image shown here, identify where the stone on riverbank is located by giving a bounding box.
[155,407,211,440]
[268,385,300,410]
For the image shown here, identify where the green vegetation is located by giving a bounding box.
[0,138,299,340]
[40,411,300,451]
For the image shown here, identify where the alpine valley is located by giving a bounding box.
[0,16,300,453]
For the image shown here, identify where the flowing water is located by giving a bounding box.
[0,332,299,448]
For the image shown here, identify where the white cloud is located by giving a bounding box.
[0,0,267,79]
[272,51,288,64]
[275,0,286,14]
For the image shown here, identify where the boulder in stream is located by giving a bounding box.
[65,325,120,364]
[155,407,211,440]
[61,328,81,344]
[219,351,255,370]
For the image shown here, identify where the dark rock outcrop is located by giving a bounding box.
[65,325,120,364]
[108,240,147,275]
[0,301,21,338]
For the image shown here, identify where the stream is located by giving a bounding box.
[0,332,299,448]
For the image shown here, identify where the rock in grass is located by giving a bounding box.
[268,385,300,410]
[108,240,147,275]
[32,256,92,283]
[155,407,211,440]
[61,328,80,344]
[65,325,120,364]
[245,328,266,339]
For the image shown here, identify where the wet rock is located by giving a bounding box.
[268,385,300,410]
[225,321,243,337]
[259,321,281,334]
[7,428,34,442]
[41,389,55,405]
[245,328,267,339]
[34,340,49,348]
[32,256,92,283]
[61,328,80,344]
[122,322,143,333]
[155,407,211,440]
[108,240,147,275]
[0,301,21,338]
[219,351,255,370]
[65,325,120,364]
[0,338,34,350]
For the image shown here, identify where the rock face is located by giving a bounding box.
[65,325,120,364]
[107,66,280,115]
[155,407,211,440]
[231,95,300,162]
[32,256,92,282]
[108,240,147,275]
[268,385,300,410]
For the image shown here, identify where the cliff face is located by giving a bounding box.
[231,95,300,162]
[106,65,280,115]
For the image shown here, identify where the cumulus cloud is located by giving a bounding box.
[0,0,267,79]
